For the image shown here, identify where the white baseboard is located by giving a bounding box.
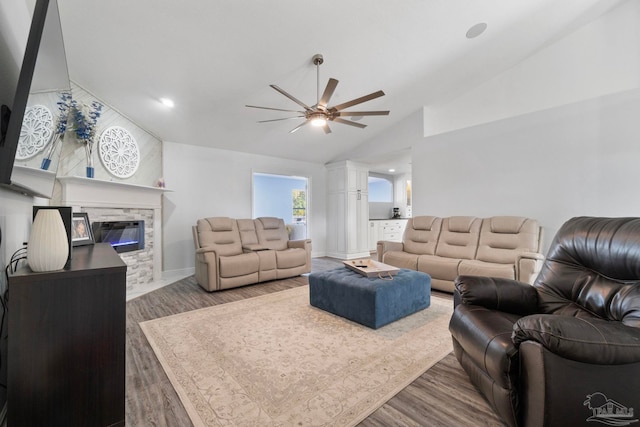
[162,267,194,281]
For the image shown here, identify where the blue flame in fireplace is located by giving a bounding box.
[93,221,145,253]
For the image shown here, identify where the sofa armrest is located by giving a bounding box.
[376,241,403,261]
[195,247,221,265]
[516,252,545,284]
[454,275,539,315]
[194,247,220,292]
[288,239,311,250]
[514,314,640,365]
[196,246,219,255]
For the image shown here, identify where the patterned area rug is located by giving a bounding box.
[140,285,453,427]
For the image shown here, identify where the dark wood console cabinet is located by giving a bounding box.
[8,243,126,426]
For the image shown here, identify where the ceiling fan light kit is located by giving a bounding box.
[246,54,389,134]
[309,112,327,127]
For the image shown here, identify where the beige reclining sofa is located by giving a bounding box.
[377,216,543,292]
[193,216,312,292]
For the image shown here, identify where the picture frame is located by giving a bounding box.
[71,212,94,246]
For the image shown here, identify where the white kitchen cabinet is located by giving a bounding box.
[326,161,370,259]
[368,219,408,251]
[369,221,379,251]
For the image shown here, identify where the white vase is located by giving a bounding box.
[27,209,69,272]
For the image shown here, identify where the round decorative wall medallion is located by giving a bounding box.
[98,126,140,178]
[16,105,54,159]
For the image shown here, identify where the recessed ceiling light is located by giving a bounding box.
[466,22,487,39]
[160,97,175,108]
[388,168,395,173]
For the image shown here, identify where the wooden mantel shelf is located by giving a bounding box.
[57,176,171,209]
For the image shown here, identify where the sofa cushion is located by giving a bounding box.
[490,216,528,234]
[383,251,419,270]
[255,217,289,250]
[219,252,259,277]
[209,217,234,232]
[257,250,277,282]
[258,216,282,229]
[276,248,307,269]
[237,219,260,246]
[403,216,442,255]
[435,216,481,260]
[449,216,477,233]
[196,217,243,256]
[458,259,516,280]
[418,254,461,282]
[475,217,540,264]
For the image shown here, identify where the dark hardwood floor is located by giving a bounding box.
[126,258,505,426]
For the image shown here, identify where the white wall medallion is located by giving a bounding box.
[98,126,140,178]
[16,105,54,159]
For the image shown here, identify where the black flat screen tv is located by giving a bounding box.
[0,0,70,198]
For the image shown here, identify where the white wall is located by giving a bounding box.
[423,0,640,138]
[162,142,327,274]
[54,82,163,190]
[408,0,640,253]
[0,189,35,292]
[413,88,640,253]
[333,110,423,163]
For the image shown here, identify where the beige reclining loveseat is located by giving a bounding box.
[193,216,312,292]
[377,216,543,292]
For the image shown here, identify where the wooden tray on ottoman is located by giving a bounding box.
[343,259,400,278]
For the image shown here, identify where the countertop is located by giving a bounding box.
[369,218,411,221]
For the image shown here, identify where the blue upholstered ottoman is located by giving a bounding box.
[308,267,431,329]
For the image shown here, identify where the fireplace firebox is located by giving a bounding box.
[92,220,145,253]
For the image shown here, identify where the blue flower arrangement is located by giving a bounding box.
[41,91,73,170]
[70,99,104,176]
[54,91,73,135]
[71,99,103,144]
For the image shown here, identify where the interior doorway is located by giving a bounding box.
[252,172,309,239]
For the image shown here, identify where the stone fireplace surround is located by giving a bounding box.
[57,176,168,294]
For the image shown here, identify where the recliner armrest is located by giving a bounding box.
[454,275,538,315]
[517,252,545,261]
[195,246,219,255]
[376,241,403,261]
[514,314,640,365]
[287,239,311,250]
[516,251,545,284]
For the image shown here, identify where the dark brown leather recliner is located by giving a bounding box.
[449,217,640,427]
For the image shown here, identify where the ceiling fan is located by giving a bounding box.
[246,54,390,134]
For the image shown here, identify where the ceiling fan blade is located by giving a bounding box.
[289,121,309,134]
[333,117,367,129]
[318,78,339,110]
[258,116,305,123]
[323,123,332,134]
[270,85,312,111]
[329,90,385,112]
[246,105,304,113]
[335,111,390,117]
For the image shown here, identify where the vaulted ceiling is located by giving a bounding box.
[57,0,623,173]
